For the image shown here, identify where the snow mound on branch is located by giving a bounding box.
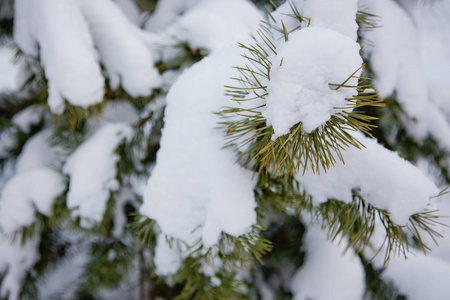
[0,169,66,234]
[141,46,257,248]
[148,0,263,54]
[381,252,450,300]
[12,105,44,133]
[0,234,39,300]
[63,122,132,228]
[80,0,161,96]
[14,0,104,113]
[154,234,183,276]
[15,129,65,172]
[13,0,161,114]
[362,0,450,152]
[167,0,263,53]
[0,46,21,91]
[303,0,358,41]
[299,131,439,225]
[144,0,204,32]
[290,225,365,300]
[264,27,362,137]
[0,129,66,234]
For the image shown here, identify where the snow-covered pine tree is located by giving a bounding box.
[0,0,449,299]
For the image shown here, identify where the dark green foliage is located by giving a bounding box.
[155,42,206,73]
[81,240,136,291]
[174,258,247,300]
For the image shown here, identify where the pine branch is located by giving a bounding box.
[219,5,384,178]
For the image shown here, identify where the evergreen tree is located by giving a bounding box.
[0,0,449,299]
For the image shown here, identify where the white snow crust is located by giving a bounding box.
[141,46,257,247]
[299,131,439,225]
[362,0,450,152]
[0,129,66,235]
[63,122,132,228]
[11,105,44,133]
[290,225,365,300]
[0,234,39,300]
[264,27,362,137]
[13,0,161,113]
[80,0,161,96]
[0,169,66,234]
[15,129,65,173]
[144,0,208,32]
[14,0,104,113]
[303,0,359,40]
[0,46,20,91]
[163,0,263,53]
[154,234,182,276]
[381,253,450,300]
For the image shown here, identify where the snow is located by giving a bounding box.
[290,225,365,300]
[63,122,132,228]
[303,0,359,41]
[159,0,263,53]
[13,0,161,113]
[362,0,450,152]
[154,234,182,276]
[14,0,104,114]
[113,0,142,25]
[264,27,362,137]
[37,250,88,300]
[379,252,450,300]
[299,131,439,225]
[99,100,139,124]
[2,0,450,297]
[144,0,207,32]
[0,169,66,234]
[0,129,17,158]
[15,129,66,173]
[141,46,257,248]
[11,105,44,133]
[80,0,162,96]
[0,234,39,300]
[0,128,66,234]
[0,46,20,91]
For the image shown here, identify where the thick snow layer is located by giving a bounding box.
[63,122,132,228]
[0,169,66,234]
[264,27,362,137]
[0,46,20,91]
[362,0,450,152]
[0,234,39,300]
[0,129,66,235]
[299,131,439,225]
[14,0,104,113]
[99,100,139,124]
[80,0,161,96]
[141,46,257,247]
[15,129,66,173]
[11,105,44,133]
[290,225,365,300]
[159,0,263,53]
[381,253,450,300]
[303,0,358,40]
[13,0,161,113]
[113,0,141,25]
[144,0,207,32]
[154,234,182,276]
